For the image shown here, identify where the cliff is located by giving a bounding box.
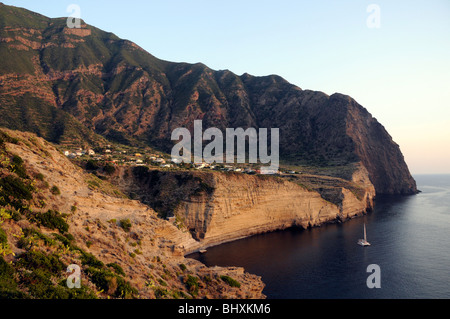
[0,3,417,195]
[111,165,375,253]
[0,128,264,299]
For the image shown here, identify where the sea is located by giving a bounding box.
[188,174,450,299]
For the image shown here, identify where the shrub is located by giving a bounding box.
[76,248,104,268]
[35,210,69,233]
[86,160,99,171]
[220,275,241,288]
[107,262,125,276]
[0,228,7,245]
[86,267,137,298]
[11,155,28,179]
[185,275,199,296]
[50,185,61,196]
[0,256,26,299]
[52,233,73,247]
[0,175,34,208]
[0,208,11,225]
[10,210,22,221]
[17,251,65,273]
[21,228,55,247]
[119,219,132,232]
[153,286,169,299]
[0,131,19,145]
[179,263,187,271]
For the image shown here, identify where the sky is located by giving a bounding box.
[3,0,450,174]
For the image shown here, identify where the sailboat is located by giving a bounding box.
[357,223,371,246]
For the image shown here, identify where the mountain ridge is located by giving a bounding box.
[0,3,417,195]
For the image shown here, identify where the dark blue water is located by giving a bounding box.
[189,175,450,299]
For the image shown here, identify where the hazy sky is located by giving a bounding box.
[4,0,450,174]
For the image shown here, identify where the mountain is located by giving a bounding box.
[0,3,417,195]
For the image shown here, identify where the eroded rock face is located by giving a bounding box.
[114,166,376,253]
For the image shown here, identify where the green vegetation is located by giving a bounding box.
[119,218,132,232]
[11,155,28,179]
[0,174,34,210]
[0,227,7,245]
[185,275,199,297]
[78,249,104,268]
[0,256,27,299]
[86,159,99,171]
[107,262,125,276]
[85,267,137,298]
[19,228,55,248]
[34,210,69,233]
[50,185,61,195]
[220,275,241,288]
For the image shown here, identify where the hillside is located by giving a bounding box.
[0,3,417,195]
[0,128,264,299]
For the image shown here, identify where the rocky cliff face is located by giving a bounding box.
[0,3,417,195]
[112,165,375,252]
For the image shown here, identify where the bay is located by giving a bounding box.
[188,174,450,299]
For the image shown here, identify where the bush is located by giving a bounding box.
[0,175,34,208]
[77,248,104,268]
[179,263,187,271]
[17,251,65,274]
[50,185,61,196]
[21,228,55,247]
[119,219,132,232]
[52,233,73,247]
[86,160,99,171]
[86,267,137,298]
[0,256,27,299]
[0,228,7,245]
[220,275,241,288]
[35,210,69,233]
[11,155,28,179]
[185,275,199,296]
[107,262,125,276]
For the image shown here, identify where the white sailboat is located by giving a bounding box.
[357,223,371,246]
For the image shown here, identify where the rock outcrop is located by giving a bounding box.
[112,165,376,253]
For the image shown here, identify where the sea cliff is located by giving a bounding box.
[112,165,376,254]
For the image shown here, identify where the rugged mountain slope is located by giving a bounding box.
[0,128,264,299]
[0,3,417,194]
